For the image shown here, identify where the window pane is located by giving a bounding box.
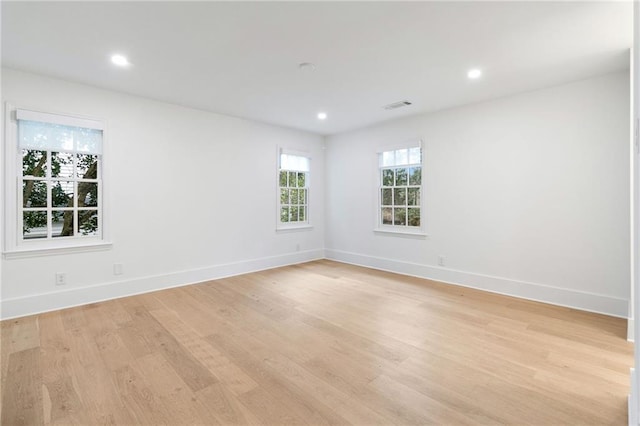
[52,210,74,237]
[407,188,420,206]
[409,147,421,165]
[52,181,74,208]
[22,149,47,177]
[75,128,103,154]
[299,206,306,222]
[290,189,299,205]
[380,151,394,167]
[280,188,289,204]
[23,180,47,208]
[381,208,392,225]
[51,152,74,178]
[77,154,98,179]
[395,168,408,186]
[395,149,408,165]
[290,206,299,222]
[394,188,406,206]
[393,208,406,226]
[281,154,309,172]
[280,207,289,222]
[279,170,287,187]
[78,210,99,236]
[19,120,73,151]
[78,182,98,207]
[288,171,297,188]
[297,172,306,188]
[19,119,102,154]
[381,188,392,206]
[409,167,421,185]
[382,169,394,186]
[408,208,420,227]
[378,145,422,229]
[23,211,47,239]
[299,189,307,205]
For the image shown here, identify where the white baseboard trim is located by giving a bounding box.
[0,249,324,320]
[630,368,638,426]
[2,248,628,320]
[325,249,628,318]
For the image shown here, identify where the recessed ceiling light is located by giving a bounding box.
[111,54,130,67]
[467,68,482,79]
[317,112,327,120]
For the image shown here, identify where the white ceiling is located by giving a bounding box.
[1,1,633,135]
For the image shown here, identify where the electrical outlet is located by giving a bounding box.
[437,255,445,267]
[113,263,123,275]
[295,243,300,252]
[55,272,67,286]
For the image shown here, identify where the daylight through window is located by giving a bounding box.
[17,110,103,241]
[279,152,310,226]
[379,146,422,229]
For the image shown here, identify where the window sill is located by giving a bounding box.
[373,228,428,239]
[3,241,113,259]
[276,225,314,233]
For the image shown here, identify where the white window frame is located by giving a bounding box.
[276,147,312,231]
[374,140,427,237]
[3,103,111,258]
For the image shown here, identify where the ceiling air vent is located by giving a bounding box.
[383,100,412,110]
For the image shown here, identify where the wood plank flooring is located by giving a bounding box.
[1,260,633,425]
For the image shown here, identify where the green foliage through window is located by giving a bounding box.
[22,149,100,239]
[279,169,308,225]
[379,147,422,228]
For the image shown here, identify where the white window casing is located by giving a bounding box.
[277,147,312,231]
[3,104,111,258]
[375,139,427,237]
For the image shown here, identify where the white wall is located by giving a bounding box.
[1,69,631,320]
[1,68,325,319]
[325,72,630,317]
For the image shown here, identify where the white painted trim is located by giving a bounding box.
[630,48,636,344]
[0,248,324,320]
[325,248,628,318]
[275,225,314,233]
[1,246,627,320]
[17,108,103,130]
[373,228,428,238]
[3,241,112,259]
[276,145,312,230]
[4,101,110,253]
[374,142,426,235]
[632,3,640,424]
[1,76,4,321]
[4,102,18,254]
[630,368,638,426]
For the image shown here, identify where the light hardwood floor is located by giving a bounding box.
[1,260,633,425]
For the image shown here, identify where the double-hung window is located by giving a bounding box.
[378,143,424,233]
[278,150,310,229]
[4,106,106,254]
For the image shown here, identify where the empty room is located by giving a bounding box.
[2,1,639,425]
